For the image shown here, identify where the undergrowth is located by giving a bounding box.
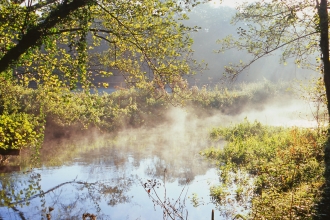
[189,80,287,115]
[0,79,292,169]
[201,119,326,219]
[1,80,289,144]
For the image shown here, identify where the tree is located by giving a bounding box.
[216,1,330,218]
[0,0,200,92]
[217,0,330,121]
[0,0,203,155]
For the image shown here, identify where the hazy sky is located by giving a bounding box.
[209,0,258,8]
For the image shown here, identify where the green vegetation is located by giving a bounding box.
[188,81,286,115]
[209,1,330,215]
[0,0,202,161]
[0,78,288,164]
[202,119,327,219]
[216,0,330,118]
[1,75,328,218]
[2,0,330,218]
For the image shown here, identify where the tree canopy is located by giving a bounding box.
[217,0,330,120]
[0,0,206,156]
[0,0,200,92]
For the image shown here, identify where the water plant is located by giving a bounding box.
[142,169,189,220]
[202,119,327,219]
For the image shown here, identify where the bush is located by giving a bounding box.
[202,120,326,219]
[0,113,40,150]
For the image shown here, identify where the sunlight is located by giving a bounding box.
[208,0,222,8]
[208,0,264,8]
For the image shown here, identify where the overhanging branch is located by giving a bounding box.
[0,0,95,73]
[225,31,319,79]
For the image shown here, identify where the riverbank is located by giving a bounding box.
[202,120,327,219]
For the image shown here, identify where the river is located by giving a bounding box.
[0,100,318,220]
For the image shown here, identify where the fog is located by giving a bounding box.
[183,2,318,86]
[41,0,323,202]
[89,1,318,89]
[2,2,324,219]
[43,89,319,170]
[34,88,319,219]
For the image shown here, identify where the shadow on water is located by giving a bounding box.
[315,135,330,220]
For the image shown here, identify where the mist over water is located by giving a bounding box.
[0,87,320,220]
[18,74,321,220]
[1,2,323,219]
[216,98,319,128]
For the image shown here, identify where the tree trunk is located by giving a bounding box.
[0,0,93,73]
[317,3,330,220]
[319,0,330,122]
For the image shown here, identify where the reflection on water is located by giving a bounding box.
[0,108,226,220]
[0,101,315,219]
[0,150,220,219]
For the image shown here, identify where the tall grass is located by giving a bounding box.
[202,120,326,219]
[1,80,291,167]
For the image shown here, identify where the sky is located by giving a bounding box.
[209,0,258,8]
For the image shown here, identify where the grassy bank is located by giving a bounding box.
[1,80,289,154]
[1,79,309,170]
[1,79,330,218]
[201,120,327,219]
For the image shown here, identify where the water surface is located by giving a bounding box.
[0,103,316,220]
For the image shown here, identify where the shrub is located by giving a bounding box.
[202,120,326,219]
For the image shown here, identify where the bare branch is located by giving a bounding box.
[225,31,318,79]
